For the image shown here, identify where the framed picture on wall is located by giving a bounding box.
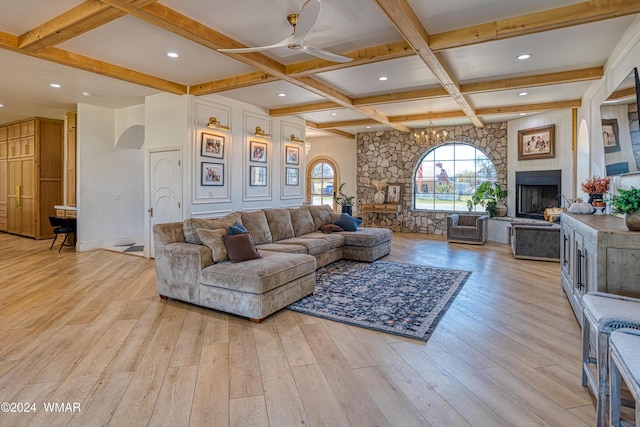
[250,140,267,162]
[201,162,224,186]
[285,167,299,186]
[517,124,555,160]
[386,183,402,204]
[250,165,267,186]
[201,133,224,158]
[285,145,300,165]
[602,118,621,153]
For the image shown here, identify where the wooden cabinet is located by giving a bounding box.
[561,212,640,325]
[1,117,64,239]
[65,112,77,207]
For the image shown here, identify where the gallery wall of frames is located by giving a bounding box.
[190,97,306,218]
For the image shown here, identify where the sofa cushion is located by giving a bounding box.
[307,204,333,229]
[333,213,361,231]
[320,224,344,233]
[277,237,331,256]
[289,206,316,236]
[201,251,316,294]
[196,228,228,263]
[183,212,242,245]
[338,227,392,247]
[256,243,308,254]
[223,233,262,263]
[240,210,273,244]
[227,222,248,235]
[299,231,346,249]
[264,208,295,241]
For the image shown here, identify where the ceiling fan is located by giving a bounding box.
[218,0,352,63]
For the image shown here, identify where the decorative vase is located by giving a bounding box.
[625,211,640,231]
[374,190,385,205]
[495,201,508,217]
[341,205,352,216]
[588,193,603,204]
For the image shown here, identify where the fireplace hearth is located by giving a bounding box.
[516,170,562,220]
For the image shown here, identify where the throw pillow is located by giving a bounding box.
[239,211,273,244]
[333,213,361,232]
[223,233,262,263]
[195,228,228,263]
[183,212,242,245]
[227,222,248,235]
[320,224,344,234]
[263,209,295,241]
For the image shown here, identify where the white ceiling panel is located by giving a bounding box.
[299,108,369,124]
[469,81,593,108]
[375,97,462,117]
[445,17,635,82]
[216,81,326,110]
[0,0,84,35]
[58,15,255,85]
[315,56,440,97]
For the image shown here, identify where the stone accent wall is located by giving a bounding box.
[357,123,508,234]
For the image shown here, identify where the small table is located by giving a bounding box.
[361,204,401,228]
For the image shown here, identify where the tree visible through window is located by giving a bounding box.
[308,158,337,210]
[414,143,498,211]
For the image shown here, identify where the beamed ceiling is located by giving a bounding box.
[0,0,638,139]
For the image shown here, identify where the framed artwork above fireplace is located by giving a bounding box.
[518,125,555,160]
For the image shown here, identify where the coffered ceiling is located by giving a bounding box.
[0,0,638,139]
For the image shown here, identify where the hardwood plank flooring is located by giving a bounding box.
[0,231,596,426]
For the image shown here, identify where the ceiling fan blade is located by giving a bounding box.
[218,37,290,53]
[291,0,321,44]
[302,45,353,63]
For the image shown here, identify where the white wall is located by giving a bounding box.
[507,110,574,213]
[579,15,640,194]
[77,103,145,251]
[306,135,357,211]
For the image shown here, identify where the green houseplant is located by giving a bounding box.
[467,182,507,218]
[334,182,354,215]
[610,186,640,231]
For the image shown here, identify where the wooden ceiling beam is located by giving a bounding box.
[306,121,355,139]
[373,0,484,128]
[101,0,410,132]
[270,102,341,117]
[190,72,277,96]
[314,119,379,129]
[429,0,640,51]
[354,86,449,106]
[286,40,413,77]
[476,99,582,116]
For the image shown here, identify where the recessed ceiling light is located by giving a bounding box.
[518,92,529,96]
[519,112,527,116]
[366,126,371,129]
[50,83,62,88]
[167,52,179,58]
[0,104,4,108]
[377,75,389,81]
[517,53,532,60]
[277,92,286,97]
[82,91,91,97]
[330,112,338,116]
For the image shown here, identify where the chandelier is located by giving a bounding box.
[412,118,448,146]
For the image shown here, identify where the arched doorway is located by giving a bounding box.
[307,157,339,211]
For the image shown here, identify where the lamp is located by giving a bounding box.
[290,134,304,143]
[254,126,271,139]
[413,117,447,146]
[207,117,229,131]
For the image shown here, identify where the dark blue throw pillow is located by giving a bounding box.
[227,222,248,235]
[333,213,361,231]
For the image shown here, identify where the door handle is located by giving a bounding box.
[16,185,21,208]
[148,207,154,217]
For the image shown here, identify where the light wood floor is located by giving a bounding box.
[0,232,597,426]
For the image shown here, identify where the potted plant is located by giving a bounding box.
[610,186,640,231]
[467,181,507,218]
[334,182,354,215]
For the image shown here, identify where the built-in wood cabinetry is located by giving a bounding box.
[66,111,76,207]
[0,117,64,238]
[561,212,640,325]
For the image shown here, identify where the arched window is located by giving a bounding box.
[414,142,498,211]
[307,157,338,211]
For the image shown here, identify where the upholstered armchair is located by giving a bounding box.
[446,214,489,245]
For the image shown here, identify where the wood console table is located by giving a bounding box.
[560,212,640,325]
[361,204,401,228]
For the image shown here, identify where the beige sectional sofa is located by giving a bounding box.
[153,205,392,321]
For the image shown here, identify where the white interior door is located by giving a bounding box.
[149,149,182,257]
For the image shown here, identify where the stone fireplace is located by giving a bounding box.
[515,170,562,220]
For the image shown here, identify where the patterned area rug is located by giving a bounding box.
[288,260,471,341]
